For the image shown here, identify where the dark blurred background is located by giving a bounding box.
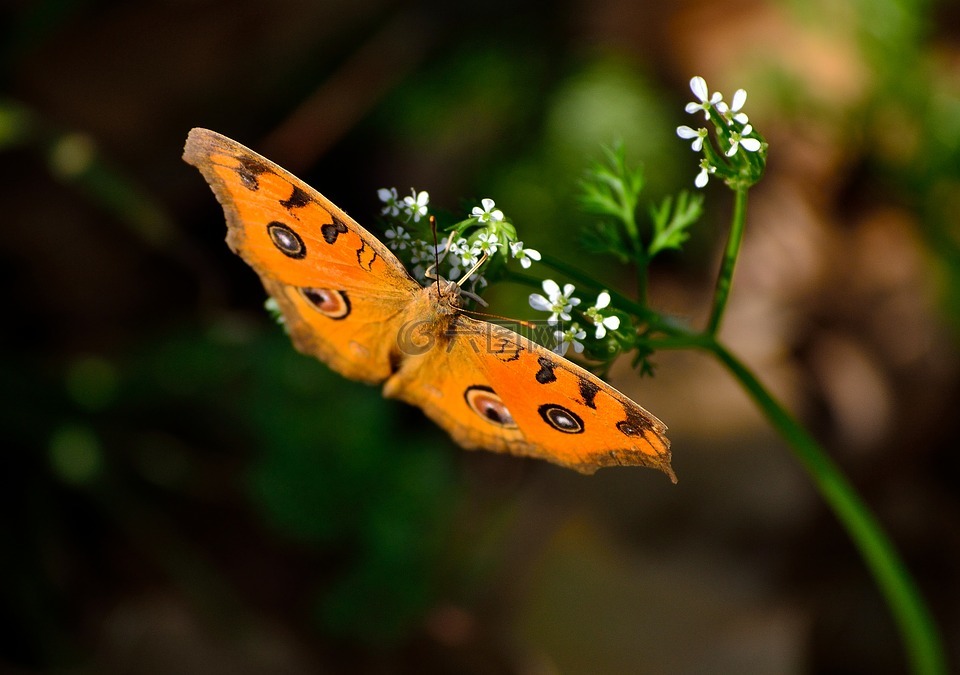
[3,0,960,672]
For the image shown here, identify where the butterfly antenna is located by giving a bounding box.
[429,216,441,299]
[459,306,537,330]
[456,252,487,288]
[425,225,457,298]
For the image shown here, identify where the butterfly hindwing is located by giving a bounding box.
[383,315,674,479]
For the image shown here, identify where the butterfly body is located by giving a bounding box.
[184,128,675,481]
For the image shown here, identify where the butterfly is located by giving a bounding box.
[183,128,675,481]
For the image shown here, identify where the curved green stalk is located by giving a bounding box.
[707,188,748,335]
[651,332,947,675]
[715,341,946,675]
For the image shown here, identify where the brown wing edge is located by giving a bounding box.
[183,128,271,264]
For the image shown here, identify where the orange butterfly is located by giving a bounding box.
[183,128,675,481]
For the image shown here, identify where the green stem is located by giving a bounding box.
[634,243,649,308]
[706,188,748,335]
[653,332,946,675]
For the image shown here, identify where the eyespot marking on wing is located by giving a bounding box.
[465,385,518,429]
[299,288,350,319]
[539,404,584,434]
[267,221,306,259]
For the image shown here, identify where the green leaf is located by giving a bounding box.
[578,142,645,243]
[578,221,632,263]
[647,190,703,257]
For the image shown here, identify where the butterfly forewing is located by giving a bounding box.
[183,128,418,297]
[184,128,419,383]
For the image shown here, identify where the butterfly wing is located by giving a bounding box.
[184,128,420,383]
[383,314,675,480]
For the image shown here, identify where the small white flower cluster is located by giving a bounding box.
[380,187,438,281]
[529,280,621,356]
[378,187,430,222]
[677,76,762,188]
[377,191,540,286]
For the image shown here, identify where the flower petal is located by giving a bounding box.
[731,89,747,112]
[529,294,552,311]
[690,76,708,102]
[541,279,560,298]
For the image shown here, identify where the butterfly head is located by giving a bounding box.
[433,276,464,310]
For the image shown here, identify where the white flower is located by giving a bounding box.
[717,88,749,125]
[676,125,707,152]
[459,246,480,269]
[384,225,412,250]
[510,241,541,269]
[410,239,439,281]
[475,231,501,256]
[725,124,762,156]
[685,76,722,119]
[529,279,581,325]
[402,189,430,222]
[695,159,716,188]
[471,198,504,224]
[448,238,481,279]
[553,323,586,356]
[583,291,621,338]
[378,187,400,216]
[446,237,469,257]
